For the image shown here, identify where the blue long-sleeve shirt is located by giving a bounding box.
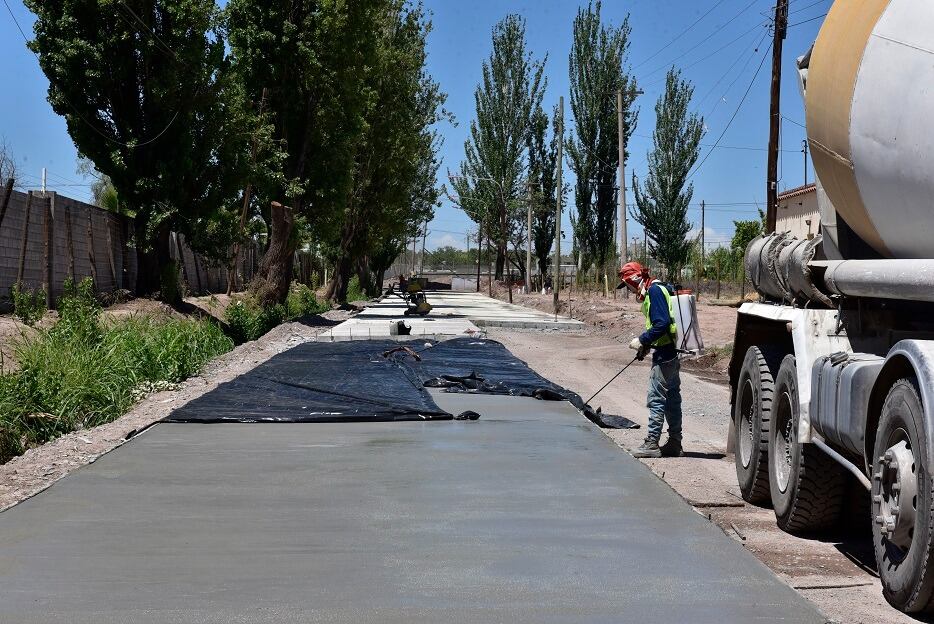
[639,282,677,363]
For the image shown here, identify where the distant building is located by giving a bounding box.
[776,183,819,240]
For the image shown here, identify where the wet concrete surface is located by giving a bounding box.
[0,393,825,623]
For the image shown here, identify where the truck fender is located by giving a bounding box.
[865,340,934,475]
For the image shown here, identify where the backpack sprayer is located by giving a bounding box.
[586,282,704,405]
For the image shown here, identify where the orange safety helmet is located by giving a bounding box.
[619,262,652,290]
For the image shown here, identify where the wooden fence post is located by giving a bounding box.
[16,192,33,286]
[86,205,98,285]
[64,198,75,282]
[43,194,53,308]
[715,256,721,300]
[0,177,14,229]
[105,217,117,291]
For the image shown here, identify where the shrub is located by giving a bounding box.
[225,299,284,343]
[0,283,232,463]
[286,282,328,318]
[346,275,365,302]
[226,282,328,343]
[11,283,46,326]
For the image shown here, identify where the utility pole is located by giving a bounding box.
[699,200,705,300]
[476,228,482,293]
[554,96,564,316]
[802,139,809,186]
[526,180,533,294]
[41,168,46,195]
[766,0,789,233]
[618,90,626,273]
[420,221,427,277]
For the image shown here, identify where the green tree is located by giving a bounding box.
[451,14,546,281]
[526,105,565,281]
[25,0,246,301]
[631,69,703,279]
[731,217,763,273]
[327,1,447,301]
[567,1,636,271]
[227,0,384,305]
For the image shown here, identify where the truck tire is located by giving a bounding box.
[734,346,779,504]
[872,378,934,613]
[768,355,846,532]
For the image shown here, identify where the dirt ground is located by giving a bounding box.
[489,327,920,624]
[0,308,352,512]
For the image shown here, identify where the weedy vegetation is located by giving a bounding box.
[225,282,329,343]
[0,278,233,463]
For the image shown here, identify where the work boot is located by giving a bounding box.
[632,439,662,458]
[660,436,683,458]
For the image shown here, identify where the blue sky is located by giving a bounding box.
[0,0,829,250]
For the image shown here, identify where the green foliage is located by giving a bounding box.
[567,1,636,269]
[631,69,704,279]
[732,219,763,257]
[225,282,328,343]
[25,0,252,294]
[345,276,365,303]
[285,282,328,319]
[11,283,46,326]
[0,280,232,463]
[526,105,565,279]
[450,14,546,279]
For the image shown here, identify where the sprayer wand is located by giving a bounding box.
[586,354,640,404]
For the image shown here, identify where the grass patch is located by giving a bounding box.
[345,275,365,302]
[226,281,329,343]
[0,278,233,463]
[11,283,46,326]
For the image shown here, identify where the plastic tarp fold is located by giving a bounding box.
[166,340,449,423]
[166,337,637,429]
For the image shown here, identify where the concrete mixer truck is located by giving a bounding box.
[728,0,934,613]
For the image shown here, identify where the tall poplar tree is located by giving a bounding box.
[25,0,245,300]
[451,14,546,280]
[631,69,704,279]
[567,1,637,271]
[526,105,563,281]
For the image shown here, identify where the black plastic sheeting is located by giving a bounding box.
[166,340,450,423]
[166,338,637,429]
[401,338,638,430]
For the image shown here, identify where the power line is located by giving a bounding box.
[1,0,182,149]
[789,0,829,15]
[639,1,764,83]
[704,28,771,119]
[633,0,731,69]
[788,13,827,27]
[689,39,773,180]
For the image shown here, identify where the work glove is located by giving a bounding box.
[629,337,648,361]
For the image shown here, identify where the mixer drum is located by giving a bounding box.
[806,0,934,259]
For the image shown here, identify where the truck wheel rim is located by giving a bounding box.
[739,379,755,468]
[774,389,794,493]
[874,430,918,557]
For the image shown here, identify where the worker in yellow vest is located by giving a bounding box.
[618,261,683,458]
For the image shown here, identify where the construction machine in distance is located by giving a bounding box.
[730,1,934,614]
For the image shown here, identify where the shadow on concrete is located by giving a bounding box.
[292,313,344,328]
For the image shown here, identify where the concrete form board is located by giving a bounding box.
[0,393,824,623]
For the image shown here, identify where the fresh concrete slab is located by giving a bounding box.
[319,290,582,340]
[0,393,824,623]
